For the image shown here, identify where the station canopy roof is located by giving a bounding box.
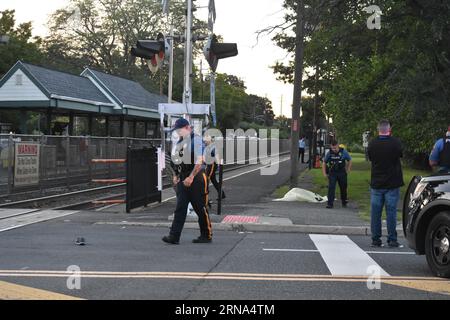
[0,61,168,120]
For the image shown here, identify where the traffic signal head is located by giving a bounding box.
[131,33,171,73]
[204,34,238,72]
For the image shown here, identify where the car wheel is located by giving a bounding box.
[425,211,450,278]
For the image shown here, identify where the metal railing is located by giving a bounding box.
[0,134,291,195]
[0,134,159,195]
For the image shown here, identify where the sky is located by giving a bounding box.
[0,0,294,117]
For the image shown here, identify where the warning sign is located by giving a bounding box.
[14,143,40,187]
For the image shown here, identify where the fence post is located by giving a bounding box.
[87,136,92,182]
[39,134,44,194]
[66,135,70,188]
[7,133,14,195]
[107,136,111,179]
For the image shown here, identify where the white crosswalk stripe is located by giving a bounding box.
[309,234,390,276]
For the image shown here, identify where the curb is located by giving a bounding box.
[95,221,403,236]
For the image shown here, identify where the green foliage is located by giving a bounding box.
[0,10,43,76]
[272,0,450,163]
[1,2,277,133]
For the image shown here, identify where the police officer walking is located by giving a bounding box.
[204,134,225,203]
[429,126,450,173]
[162,119,212,245]
[322,140,352,209]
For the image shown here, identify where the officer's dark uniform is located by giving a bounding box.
[325,148,352,208]
[164,131,212,244]
[205,144,225,200]
[429,133,450,173]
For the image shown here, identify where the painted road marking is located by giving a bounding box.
[309,234,390,276]
[263,248,320,253]
[0,209,39,220]
[0,210,79,233]
[0,271,447,296]
[222,215,260,224]
[0,270,444,281]
[0,280,82,300]
[161,156,290,204]
[262,248,416,255]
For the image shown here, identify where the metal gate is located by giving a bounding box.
[126,147,161,213]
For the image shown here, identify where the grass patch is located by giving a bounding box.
[273,185,291,199]
[306,153,429,221]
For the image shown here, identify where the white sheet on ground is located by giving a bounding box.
[274,188,328,203]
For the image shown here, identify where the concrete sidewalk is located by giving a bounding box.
[100,191,401,236]
[95,162,402,236]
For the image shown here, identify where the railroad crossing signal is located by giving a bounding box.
[203,34,238,72]
[131,33,171,74]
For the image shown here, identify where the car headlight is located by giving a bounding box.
[411,182,427,201]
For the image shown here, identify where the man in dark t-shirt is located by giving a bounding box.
[367,120,404,248]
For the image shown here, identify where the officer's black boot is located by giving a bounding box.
[162,235,180,245]
[192,236,212,244]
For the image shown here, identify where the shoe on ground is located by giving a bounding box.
[387,241,403,248]
[371,240,384,248]
[192,237,212,244]
[162,235,179,245]
[326,204,333,209]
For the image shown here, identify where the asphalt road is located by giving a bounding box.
[0,155,448,301]
[0,221,448,300]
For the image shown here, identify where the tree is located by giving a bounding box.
[271,0,450,165]
[0,10,43,77]
[42,0,207,96]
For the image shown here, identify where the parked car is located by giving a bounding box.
[403,173,450,278]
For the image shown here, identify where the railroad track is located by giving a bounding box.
[0,152,290,212]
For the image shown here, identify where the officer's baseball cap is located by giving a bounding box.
[170,118,190,132]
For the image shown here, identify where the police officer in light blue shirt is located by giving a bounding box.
[162,118,212,245]
[429,126,450,173]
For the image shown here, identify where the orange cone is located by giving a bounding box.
[314,155,321,169]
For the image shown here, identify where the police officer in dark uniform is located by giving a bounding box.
[429,126,450,173]
[204,134,225,203]
[322,140,352,209]
[162,118,212,245]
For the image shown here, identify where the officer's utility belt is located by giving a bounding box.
[178,167,206,181]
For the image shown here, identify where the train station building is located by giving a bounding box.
[0,61,166,138]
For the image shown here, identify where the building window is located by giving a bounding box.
[15,74,23,86]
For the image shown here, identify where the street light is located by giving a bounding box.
[0,35,10,45]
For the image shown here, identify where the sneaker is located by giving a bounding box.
[387,241,403,248]
[75,237,86,246]
[192,237,212,244]
[326,204,333,209]
[162,235,179,245]
[371,240,383,248]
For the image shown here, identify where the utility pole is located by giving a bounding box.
[168,24,174,103]
[280,95,283,118]
[290,0,305,188]
[312,66,319,167]
[183,0,193,118]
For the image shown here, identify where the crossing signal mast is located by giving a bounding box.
[131,0,239,200]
